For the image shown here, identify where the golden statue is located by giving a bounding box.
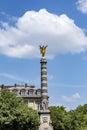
[40,45,47,57]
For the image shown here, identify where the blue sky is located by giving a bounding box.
[0,0,87,110]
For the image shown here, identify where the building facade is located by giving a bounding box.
[0,84,41,110]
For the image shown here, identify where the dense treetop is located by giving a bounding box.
[0,88,87,130]
[0,88,39,130]
[49,105,87,130]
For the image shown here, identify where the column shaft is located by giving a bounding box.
[40,58,48,101]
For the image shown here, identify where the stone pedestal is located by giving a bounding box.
[38,110,53,130]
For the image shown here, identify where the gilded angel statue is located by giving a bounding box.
[39,45,48,57]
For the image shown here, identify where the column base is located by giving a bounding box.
[38,110,53,130]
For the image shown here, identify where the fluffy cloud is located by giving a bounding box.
[0,9,87,59]
[62,93,81,102]
[76,0,87,14]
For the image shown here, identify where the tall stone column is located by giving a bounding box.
[38,46,53,130]
[40,58,48,110]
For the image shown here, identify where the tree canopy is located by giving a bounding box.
[0,88,39,130]
[49,104,87,130]
[1,88,87,130]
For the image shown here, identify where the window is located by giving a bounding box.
[29,90,33,96]
[21,89,26,96]
[37,90,41,96]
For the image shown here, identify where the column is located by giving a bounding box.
[40,58,48,110]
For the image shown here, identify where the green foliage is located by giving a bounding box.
[49,104,87,130]
[1,88,87,130]
[0,88,39,130]
[49,106,67,130]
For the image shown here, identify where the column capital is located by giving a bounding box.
[40,58,47,63]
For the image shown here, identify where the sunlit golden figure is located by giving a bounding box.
[39,45,47,58]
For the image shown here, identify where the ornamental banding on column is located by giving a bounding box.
[40,45,48,111]
[39,45,53,130]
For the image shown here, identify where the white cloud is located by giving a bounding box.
[0,9,87,59]
[76,0,87,14]
[62,93,81,102]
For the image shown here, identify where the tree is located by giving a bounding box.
[68,110,81,130]
[49,105,87,130]
[0,88,39,130]
[49,106,67,130]
[75,104,87,130]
